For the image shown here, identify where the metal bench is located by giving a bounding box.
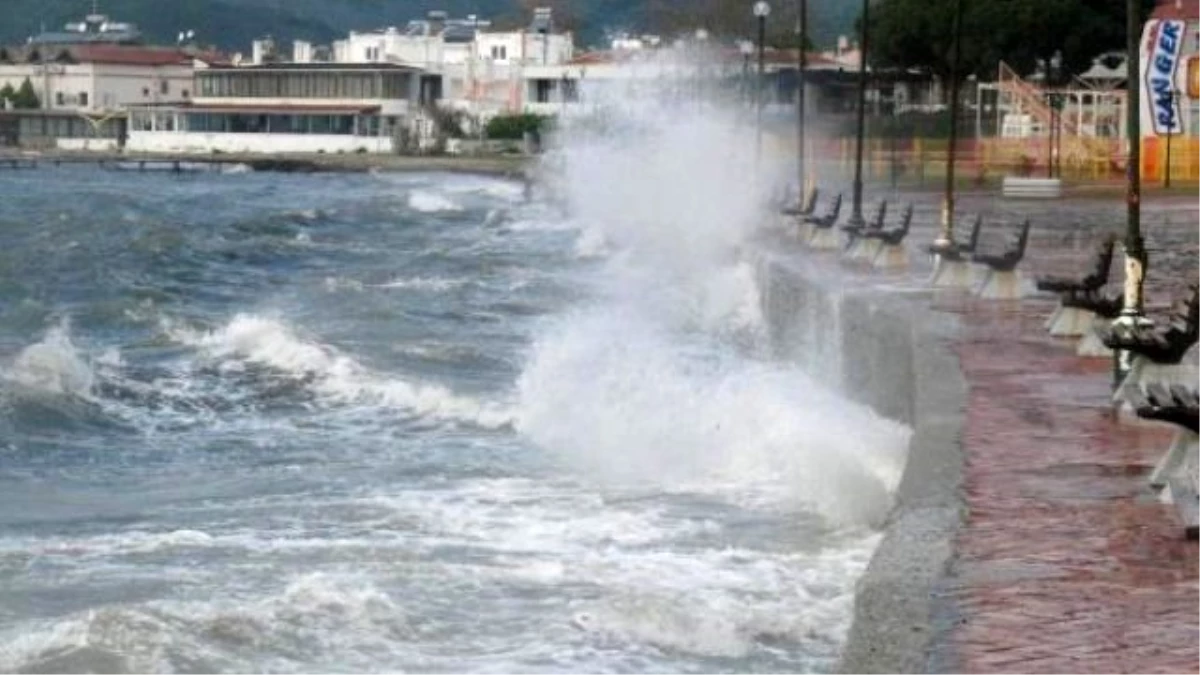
[1128,383,1199,539]
[782,186,818,217]
[1101,284,1199,407]
[806,193,843,250]
[782,187,819,236]
[865,203,914,269]
[1062,289,1124,357]
[841,200,887,259]
[971,219,1031,299]
[1037,235,1117,336]
[928,214,984,288]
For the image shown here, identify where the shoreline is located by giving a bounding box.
[0,150,534,179]
[758,251,967,673]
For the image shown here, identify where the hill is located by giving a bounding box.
[0,0,857,53]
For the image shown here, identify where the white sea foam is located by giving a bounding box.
[513,61,910,528]
[171,313,511,428]
[3,321,96,398]
[0,573,408,674]
[407,190,463,213]
[375,276,466,291]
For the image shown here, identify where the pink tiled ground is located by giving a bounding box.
[937,297,1198,673]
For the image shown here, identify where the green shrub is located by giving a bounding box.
[485,113,550,140]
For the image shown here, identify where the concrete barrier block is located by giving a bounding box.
[809,228,840,250]
[1076,324,1113,358]
[873,244,909,271]
[928,258,972,289]
[1047,306,1096,337]
[975,269,1026,300]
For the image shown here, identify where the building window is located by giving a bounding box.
[491,45,507,60]
[160,80,169,95]
[182,89,189,99]
[78,92,88,107]
[143,87,150,97]
[55,92,64,106]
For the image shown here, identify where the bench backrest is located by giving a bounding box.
[964,214,984,252]
[803,187,819,214]
[827,193,842,220]
[1010,219,1032,261]
[1171,285,1200,327]
[1084,236,1116,287]
[870,200,888,230]
[897,203,914,233]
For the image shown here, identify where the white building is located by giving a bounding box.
[0,45,211,114]
[125,62,429,154]
[0,12,224,149]
[336,10,574,116]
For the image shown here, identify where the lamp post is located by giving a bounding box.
[1165,88,1179,188]
[1113,0,1148,387]
[740,40,754,109]
[1045,51,1062,179]
[795,0,808,202]
[754,0,771,166]
[931,0,964,252]
[847,0,871,228]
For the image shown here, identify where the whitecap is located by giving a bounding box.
[407,190,462,213]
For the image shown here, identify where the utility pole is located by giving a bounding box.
[795,0,808,201]
[847,0,871,227]
[1114,0,1148,387]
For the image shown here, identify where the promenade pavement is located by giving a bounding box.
[795,192,1198,673]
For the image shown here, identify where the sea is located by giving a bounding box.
[0,96,911,673]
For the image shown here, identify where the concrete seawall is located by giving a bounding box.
[757,254,966,672]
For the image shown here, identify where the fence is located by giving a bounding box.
[806,136,1200,185]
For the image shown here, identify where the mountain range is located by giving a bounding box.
[0,0,858,53]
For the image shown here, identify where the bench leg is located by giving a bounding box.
[842,237,862,258]
[1048,306,1096,337]
[976,269,1024,300]
[929,256,972,288]
[808,227,839,250]
[872,243,909,270]
[1114,359,1200,407]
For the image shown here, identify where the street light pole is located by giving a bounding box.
[933,0,964,250]
[848,0,870,227]
[1114,0,1148,386]
[796,0,808,202]
[1165,89,1178,188]
[754,1,770,166]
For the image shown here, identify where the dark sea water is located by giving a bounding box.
[0,165,907,673]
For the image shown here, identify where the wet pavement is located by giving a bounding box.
[797,191,1199,673]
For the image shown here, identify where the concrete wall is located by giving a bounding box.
[757,254,965,673]
[126,131,393,154]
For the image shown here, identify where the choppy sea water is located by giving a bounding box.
[0,165,909,673]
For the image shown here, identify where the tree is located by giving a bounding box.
[11,77,39,109]
[869,0,1155,84]
[0,82,14,107]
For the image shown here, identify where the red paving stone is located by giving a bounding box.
[937,295,1199,673]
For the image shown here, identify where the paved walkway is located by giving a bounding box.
[930,293,1198,672]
